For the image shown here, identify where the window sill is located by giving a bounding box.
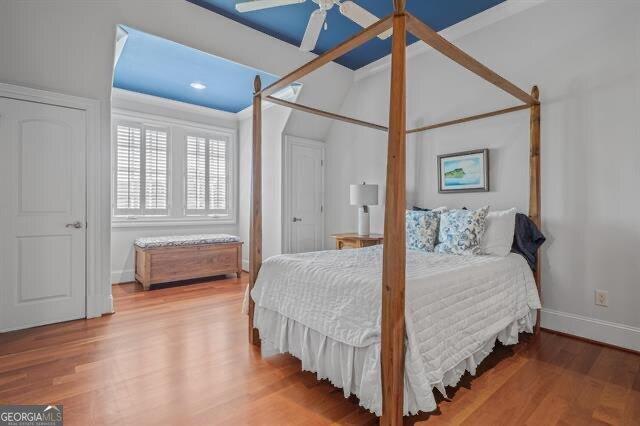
[111,217,236,229]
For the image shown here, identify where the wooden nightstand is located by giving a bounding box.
[331,233,384,250]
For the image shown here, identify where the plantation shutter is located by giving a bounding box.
[115,124,142,215]
[186,135,207,213]
[144,128,168,213]
[185,134,229,215]
[209,136,227,212]
[114,122,169,216]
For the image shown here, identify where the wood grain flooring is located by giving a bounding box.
[0,274,638,425]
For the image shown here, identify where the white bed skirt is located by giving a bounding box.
[254,306,537,416]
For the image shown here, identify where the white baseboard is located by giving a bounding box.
[541,308,640,352]
[242,258,249,272]
[111,269,135,284]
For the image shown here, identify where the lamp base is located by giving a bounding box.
[358,210,370,236]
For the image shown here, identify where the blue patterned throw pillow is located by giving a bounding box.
[406,210,440,252]
[435,206,490,255]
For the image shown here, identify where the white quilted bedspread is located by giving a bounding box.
[252,246,539,345]
[251,246,541,401]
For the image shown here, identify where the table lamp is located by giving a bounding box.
[350,182,379,236]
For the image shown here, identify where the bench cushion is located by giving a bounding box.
[134,234,240,249]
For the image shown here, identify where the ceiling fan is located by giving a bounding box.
[235,0,392,52]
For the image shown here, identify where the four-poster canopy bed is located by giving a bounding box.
[247,1,541,423]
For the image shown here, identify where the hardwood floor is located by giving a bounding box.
[0,274,638,425]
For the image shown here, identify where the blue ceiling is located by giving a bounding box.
[113,26,280,113]
[187,0,506,70]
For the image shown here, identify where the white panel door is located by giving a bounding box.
[0,97,86,331]
[284,136,324,253]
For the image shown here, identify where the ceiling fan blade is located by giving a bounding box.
[339,1,392,40]
[300,9,326,52]
[235,0,305,13]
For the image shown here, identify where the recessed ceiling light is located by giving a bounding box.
[190,82,207,90]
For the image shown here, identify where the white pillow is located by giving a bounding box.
[480,208,516,256]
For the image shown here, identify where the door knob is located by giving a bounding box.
[292,217,302,222]
[65,221,83,229]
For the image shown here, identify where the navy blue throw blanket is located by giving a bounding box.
[511,213,545,271]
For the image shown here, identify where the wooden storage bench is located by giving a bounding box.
[134,234,243,290]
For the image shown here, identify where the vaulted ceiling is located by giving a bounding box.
[187,0,506,70]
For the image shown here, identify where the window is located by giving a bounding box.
[185,134,230,216]
[114,122,168,216]
[112,110,235,226]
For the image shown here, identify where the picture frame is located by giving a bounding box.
[437,149,489,193]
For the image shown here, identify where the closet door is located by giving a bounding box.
[284,136,325,254]
[0,97,86,331]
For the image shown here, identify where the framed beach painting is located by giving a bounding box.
[438,149,489,193]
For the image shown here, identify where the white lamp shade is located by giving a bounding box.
[350,183,378,206]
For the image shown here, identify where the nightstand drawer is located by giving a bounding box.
[337,239,359,250]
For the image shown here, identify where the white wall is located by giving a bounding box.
[238,105,293,270]
[325,1,640,350]
[110,90,239,283]
[324,73,418,242]
[0,0,352,313]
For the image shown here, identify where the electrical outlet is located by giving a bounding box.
[595,290,608,307]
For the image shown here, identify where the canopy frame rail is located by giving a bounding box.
[266,96,388,131]
[265,97,529,135]
[407,104,529,134]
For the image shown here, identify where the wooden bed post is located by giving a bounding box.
[248,75,262,346]
[381,1,407,424]
[529,85,541,334]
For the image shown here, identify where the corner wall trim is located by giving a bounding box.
[541,308,640,353]
[106,294,114,314]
